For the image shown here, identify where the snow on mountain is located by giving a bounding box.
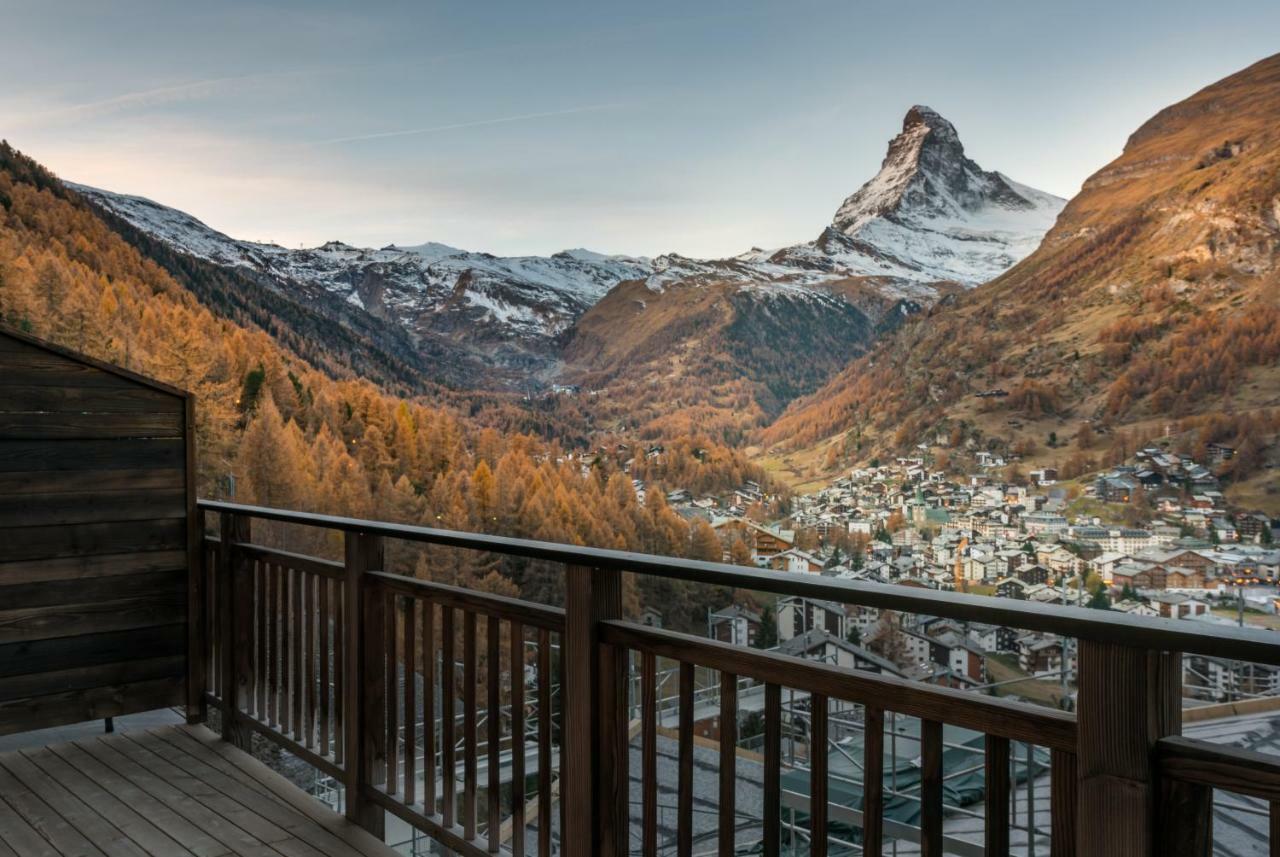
[70,107,1061,374]
[780,105,1066,286]
[70,183,651,353]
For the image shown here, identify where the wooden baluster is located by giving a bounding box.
[862,707,884,857]
[291,566,303,741]
[255,560,267,720]
[563,564,625,857]
[1051,749,1078,857]
[678,661,693,857]
[387,591,399,796]
[268,562,280,728]
[763,684,781,857]
[559,641,567,853]
[334,574,345,765]
[641,651,657,857]
[810,694,828,857]
[487,616,501,853]
[511,622,525,857]
[188,505,208,725]
[344,531,385,837]
[1270,802,1279,857]
[280,565,291,735]
[405,597,417,808]
[464,610,478,841]
[985,735,1010,857]
[442,606,456,831]
[1077,642,1183,856]
[319,577,331,757]
[305,572,317,748]
[218,513,252,750]
[424,600,437,817]
[920,719,943,857]
[537,627,552,857]
[719,672,737,857]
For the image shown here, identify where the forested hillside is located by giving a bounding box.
[0,142,761,628]
[759,54,1280,508]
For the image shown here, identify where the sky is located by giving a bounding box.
[3,0,1279,258]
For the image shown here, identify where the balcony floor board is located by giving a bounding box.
[0,724,397,857]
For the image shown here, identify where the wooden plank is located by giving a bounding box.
[487,615,500,853]
[333,575,345,766]
[862,707,883,857]
[763,683,781,857]
[0,549,186,586]
[600,621,1077,751]
[678,661,693,857]
[0,410,183,439]
[0,385,179,413]
[719,672,737,857]
[75,736,288,857]
[1050,749,1078,857]
[1076,643,1181,856]
[641,651,657,857]
[177,725,395,857]
[0,677,183,737]
[536,627,551,857]
[319,576,331,757]
[0,490,185,527]
[291,567,303,743]
[463,609,477,841]
[0,592,186,645]
[304,572,318,749]
[0,792,60,857]
[385,591,397,797]
[0,751,109,857]
[810,694,828,857]
[510,621,525,857]
[0,751,152,857]
[0,623,185,678]
[404,598,417,808]
[0,654,184,703]
[0,438,184,472]
[0,519,186,563]
[1155,735,1280,801]
[367,571,564,632]
[985,735,1010,857]
[423,599,436,816]
[20,746,196,857]
[920,720,942,857]
[0,569,184,612]
[48,741,228,857]
[346,531,385,837]
[123,730,366,857]
[0,468,183,496]
[254,561,267,721]
[442,605,457,832]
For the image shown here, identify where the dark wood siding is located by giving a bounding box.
[0,328,192,736]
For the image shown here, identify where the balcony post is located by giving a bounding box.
[218,512,252,751]
[562,564,626,857]
[1075,642,1202,856]
[344,530,386,838]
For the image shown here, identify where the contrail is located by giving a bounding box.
[313,103,622,146]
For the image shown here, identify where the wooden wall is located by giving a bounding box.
[0,328,194,736]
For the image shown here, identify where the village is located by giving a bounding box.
[640,444,1280,710]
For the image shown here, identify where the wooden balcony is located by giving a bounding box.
[193,501,1280,857]
[3,325,1280,856]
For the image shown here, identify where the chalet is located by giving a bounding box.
[769,548,825,574]
[1148,593,1210,619]
[711,516,794,561]
[776,595,847,642]
[708,605,760,646]
[778,629,903,675]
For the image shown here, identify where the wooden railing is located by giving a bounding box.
[196,500,1280,857]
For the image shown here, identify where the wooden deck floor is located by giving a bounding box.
[0,724,397,857]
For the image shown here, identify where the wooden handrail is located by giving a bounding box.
[198,499,1280,665]
[1155,735,1280,802]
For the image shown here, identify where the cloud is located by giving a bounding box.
[312,103,623,146]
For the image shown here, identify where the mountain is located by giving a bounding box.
[556,108,1063,439]
[70,184,651,376]
[760,55,1280,502]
